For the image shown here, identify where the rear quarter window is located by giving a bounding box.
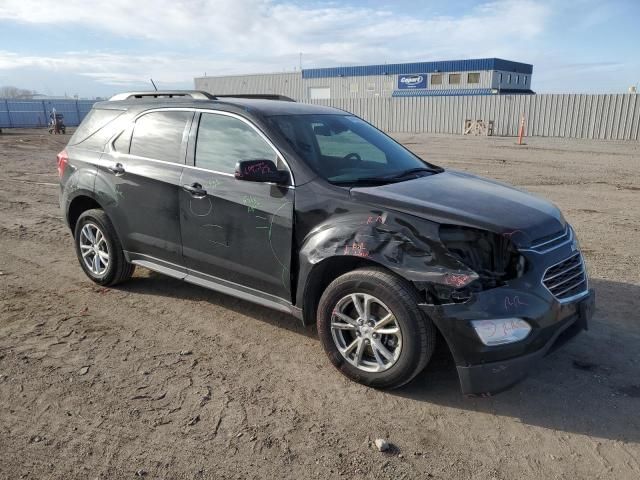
[68,108,125,150]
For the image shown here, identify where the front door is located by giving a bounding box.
[179,111,294,300]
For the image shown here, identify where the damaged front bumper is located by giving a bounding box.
[420,287,595,396]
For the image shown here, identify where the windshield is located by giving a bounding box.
[267,114,441,184]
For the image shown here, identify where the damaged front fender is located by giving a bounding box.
[295,207,479,322]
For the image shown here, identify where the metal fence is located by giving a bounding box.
[0,99,97,129]
[3,95,638,140]
[309,94,640,140]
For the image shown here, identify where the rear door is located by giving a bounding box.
[179,111,294,300]
[95,109,194,267]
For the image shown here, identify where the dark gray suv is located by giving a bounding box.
[59,91,594,395]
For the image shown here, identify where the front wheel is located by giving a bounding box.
[74,209,135,286]
[317,268,436,389]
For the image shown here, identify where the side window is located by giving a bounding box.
[129,111,192,163]
[196,113,277,173]
[113,125,133,153]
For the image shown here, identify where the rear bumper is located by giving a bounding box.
[421,289,595,396]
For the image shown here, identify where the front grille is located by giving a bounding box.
[542,252,588,301]
[528,226,571,253]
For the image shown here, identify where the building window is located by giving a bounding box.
[467,72,480,84]
[498,73,503,84]
[507,74,512,84]
[523,76,527,85]
[431,74,443,85]
[449,73,461,85]
[515,75,519,84]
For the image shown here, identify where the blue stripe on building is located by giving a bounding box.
[302,58,533,79]
[392,88,535,97]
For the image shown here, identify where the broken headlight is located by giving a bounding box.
[439,225,525,290]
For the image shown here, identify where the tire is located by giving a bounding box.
[317,267,436,389]
[73,209,135,286]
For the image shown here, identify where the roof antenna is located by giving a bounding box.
[150,78,158,91]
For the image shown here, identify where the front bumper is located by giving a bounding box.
[421,288,595,396]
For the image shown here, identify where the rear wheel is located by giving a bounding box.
[317,268,436,389]
[74,209,134,286]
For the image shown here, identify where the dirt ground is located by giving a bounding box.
[1,128,639,480]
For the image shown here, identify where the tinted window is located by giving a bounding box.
[268,114,439,183]
[196,113,276,173]
[314,123,386,163]
[113,125,132,153]
[130,111,192,163]
[68,108,124,148]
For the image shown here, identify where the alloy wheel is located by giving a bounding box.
[330,293,403,372]
[79,222,110,276]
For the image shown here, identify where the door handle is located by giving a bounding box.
[107,163,125,175]
[182,183,207,198]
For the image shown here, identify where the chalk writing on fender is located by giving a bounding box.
[504,295,527,311]
[344,242,370,257]
[366,215,385,225]
[443,273,472,288]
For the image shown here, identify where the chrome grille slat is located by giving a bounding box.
[554,279,587,298]
[543,252,581,281]
[532,227,569,249]
[542,250,588,302]
[546,269,584,290]
[525,226,573,254]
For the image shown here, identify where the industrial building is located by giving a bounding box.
[194,58,534,101]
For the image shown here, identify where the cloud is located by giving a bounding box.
[0,0,551,91]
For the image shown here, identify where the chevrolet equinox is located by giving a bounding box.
[58,91,595,395]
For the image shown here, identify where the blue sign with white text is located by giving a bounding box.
[397,74,428,89]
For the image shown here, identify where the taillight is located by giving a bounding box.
[57,149,68,178]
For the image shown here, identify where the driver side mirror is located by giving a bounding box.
[235,159,289,185]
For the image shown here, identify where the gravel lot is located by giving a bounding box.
[1,129,639,480]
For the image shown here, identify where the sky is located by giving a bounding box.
[0,0,639,98]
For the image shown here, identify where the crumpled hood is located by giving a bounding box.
[351,170,565,245]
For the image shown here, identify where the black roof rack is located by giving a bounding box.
[108,90,215,101]
[214,94,296,102]
[108,91,296,102]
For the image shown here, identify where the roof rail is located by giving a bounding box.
[108,90,216,101]
[214,94,296,102]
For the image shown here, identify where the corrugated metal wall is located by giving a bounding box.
[196,71,498,99]
[309,94,640,140]
[195,73,304,100]
[0,99,97,129]
[3,95,638,140]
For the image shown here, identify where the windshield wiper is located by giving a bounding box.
[381,166,443,181]
[330,166,443,186]
[330,177,395,186]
